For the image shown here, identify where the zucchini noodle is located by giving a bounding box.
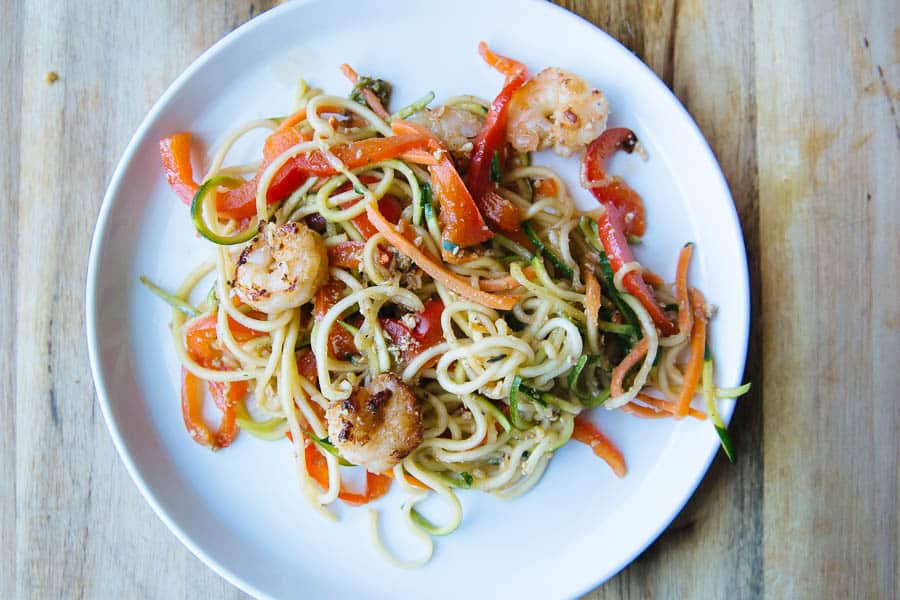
[148,59,743,570]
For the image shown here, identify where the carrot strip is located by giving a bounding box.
[340,63,359,82]
[366,203,519,310]
[340,63,389,119]
[276,107,307,133]
[399,148,439,165]
[642,269,665,287]
[572,416,627,477]
[641,393,706,420]
[675,288,707,417]
[610,337,649,397]
[675,243,694,336]
[585,271,601,330]
[478,265,536,292]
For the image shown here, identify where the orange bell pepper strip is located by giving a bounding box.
[302,437,392,505]
[327,241,392,270]
[180,368,243,450]
[572,416,627,477]
[184,311,264,368]
[391,120,493,248]
[159,132,199,205]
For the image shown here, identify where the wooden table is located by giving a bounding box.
[3,1,897,597]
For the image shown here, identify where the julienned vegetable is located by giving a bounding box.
[509,375,529,430]
[581,129,675,335]
[467,42,528,232]
[191,176,258,245]
[676,288,707,417]
[389,91,436,121]
[365,202,519,310]
[139,275,199,316]
[391,120,493,250]
[217,132,432,220]
[522,222,574,279]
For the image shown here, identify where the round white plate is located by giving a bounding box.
[86,1,749,598]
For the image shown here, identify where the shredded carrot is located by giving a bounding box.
[610,337,649,397]
[339,63,359,83]
[623,393,706,420]
[572,416,627,477]
[478,265,536,292]
[398,148,439,165]
[642,269,665,287]
[585,271,601,330]
[675,243,694,336]
[340,63,389,120]
[366,203,519,310]
[675,288,706,417]
[276,107,307,132]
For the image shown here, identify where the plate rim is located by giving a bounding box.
[85,1,751,597]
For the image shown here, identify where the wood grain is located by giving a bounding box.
[1,2,24,599]
[2,1,896,599]
[756,1,899,597]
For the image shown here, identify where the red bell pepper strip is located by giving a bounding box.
[327,240,392,270]
[313,280,359,359]
[478,189,522,233]
[583,128,674,334]
[380,298,444,362]
[180,311,261,449]
[296,349,318,384]
[302,438,392,505]
[465,42,528,232]
[349,194,403,239]
[216,133,431,220]
[180,368,243,450]
[184,311,264,368]
[159,132,199,205]
[595,204,677,335]
[583,128,645,236]
[390,120,493,248]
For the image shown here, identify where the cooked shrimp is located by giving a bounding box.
[506,67,609,157]
[407,105,485,155]
[326,373,424,473]
[233,221,328,313]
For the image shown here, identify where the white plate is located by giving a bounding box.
[86,1,750,598]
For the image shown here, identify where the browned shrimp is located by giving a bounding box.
[233,221,328,313]
[506,67,609,157]
[325,373,424,473]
